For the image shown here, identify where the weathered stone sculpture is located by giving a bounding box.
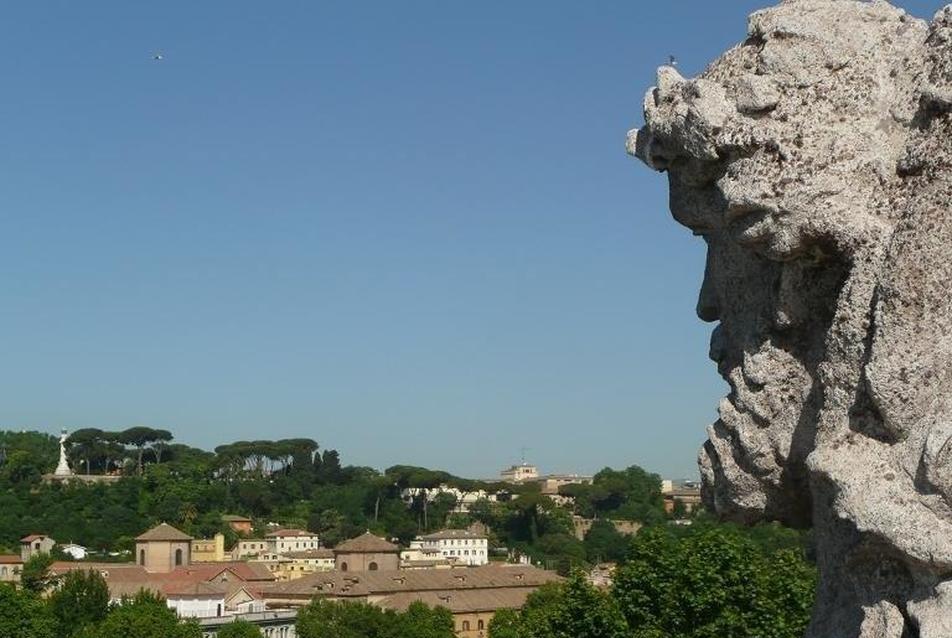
[628,1,952,635]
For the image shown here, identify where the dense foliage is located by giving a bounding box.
[48,570,110,637]
[490,575,628,638]
[296,599,455,638]
[0,585,56,638]
[0,576,201,638]
[216,619,263,637]
[560,466,665,523]
[79,591,201,638]
[0,429,669,570]
[490,521,816,638]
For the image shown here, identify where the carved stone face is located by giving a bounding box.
[630,1,952,634]
[631,0,924,527]
[629,0,922,524]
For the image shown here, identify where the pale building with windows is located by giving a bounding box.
[232,538,273,559]
[282,549,335,579]
[0,555,23,584]
[265,529,320,554]
[401,485,499,514]
[417,529,489,566]
[20,534,56,561]
[499,463,538,483]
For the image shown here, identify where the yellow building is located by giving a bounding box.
[281,549,335,580]
[191,533,226,562]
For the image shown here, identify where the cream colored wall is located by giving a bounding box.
[454,610,494,638]
[137,540,191,572]
[335,552,399,572]
[0,564,21,584]
[20,537,56,561]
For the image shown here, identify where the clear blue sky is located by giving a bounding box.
[2,1,941,479]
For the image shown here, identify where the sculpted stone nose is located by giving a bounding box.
[696,253,720,322]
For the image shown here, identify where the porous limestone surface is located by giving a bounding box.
[628,1,952,635]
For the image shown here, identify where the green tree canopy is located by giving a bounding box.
[612,524,816,638]
[48,570,110,637]
[82,591,201,638]
[216,619,262,638]
[296,599,454,638]
[20,553,55,595]
[0,585,57,638]
[488,573,629,638]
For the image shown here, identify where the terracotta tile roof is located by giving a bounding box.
[285,549,334,559]
[136,523,193,542]
[171,561,276,582]
[333,532,399,554]
[0,555,23,564]
[222,515,253,522]
[265,529,315,538]
[51,560,274,599]
[163,581,228,598]
[262,564,560,600]
[377,588,535,614]
[50,563,151,581]
[20,534,49,543]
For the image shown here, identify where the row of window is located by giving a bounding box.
[278,541,318,549]
[443,549,485,556]
[459,620,485,631]
[438,539,485,546]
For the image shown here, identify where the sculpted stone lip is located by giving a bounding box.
[725,205,779,249]
[724,198,777,224]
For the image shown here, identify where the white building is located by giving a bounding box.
[417,529,489,566]
[265,529,320,554]
[60,543,88,560]
[401,485,499,514]
[500,463,538,483]
[166,584,226,619]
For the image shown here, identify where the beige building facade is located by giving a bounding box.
[0,555,23,584]
[136,523,193,573]
[20,534,56,561]
[334,532,400,572]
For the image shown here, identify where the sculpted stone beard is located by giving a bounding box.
[629,1,952,635]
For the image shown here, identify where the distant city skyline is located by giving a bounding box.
[2,0,942,480]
